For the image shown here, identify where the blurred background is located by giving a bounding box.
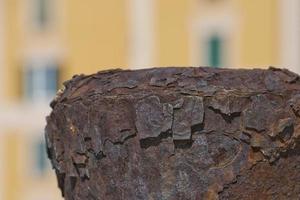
[0,0,299,199]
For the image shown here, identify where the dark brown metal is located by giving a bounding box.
[45,67,300,199]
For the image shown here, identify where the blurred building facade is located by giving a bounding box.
[0,0,299,199]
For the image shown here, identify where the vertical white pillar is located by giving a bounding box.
[128,0,155,69]
[279,0,300,73]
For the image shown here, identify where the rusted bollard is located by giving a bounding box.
[45,67,300,199]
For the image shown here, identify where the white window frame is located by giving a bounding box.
[23,58,58,103]
[189,11,237,67]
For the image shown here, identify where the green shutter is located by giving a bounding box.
[37,0,48,28]
[208,35,222,67]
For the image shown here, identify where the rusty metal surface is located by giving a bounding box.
[45,67,300,199]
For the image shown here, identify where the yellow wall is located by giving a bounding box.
[64,0,128,79]
[4,0,22,102]
[3,133,21,200]
[156,0,191,66]
[1,1,282,200]
[2,0,281,100]
[238,0,278,67]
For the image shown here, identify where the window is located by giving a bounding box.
[24,63,59,102]
[34,0,50,29]
[34,140,48,175]
[208,35,222,67]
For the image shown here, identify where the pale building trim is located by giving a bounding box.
[128,0,155,69]
[0,103,51,135]
[279,0,300,74]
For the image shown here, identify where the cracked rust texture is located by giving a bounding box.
[45,67,300,200]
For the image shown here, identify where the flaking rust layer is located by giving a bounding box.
[45,67,300,200]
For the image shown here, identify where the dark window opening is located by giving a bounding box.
[208,35,222,67]
[35,0,50,29]
[24,63,59,101]
[34,140,48,175]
